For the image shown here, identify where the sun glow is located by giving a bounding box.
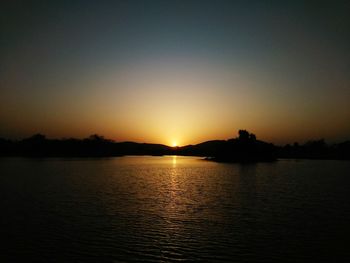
[172,141,178,147]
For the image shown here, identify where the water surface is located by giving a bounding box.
[1,156,349,262]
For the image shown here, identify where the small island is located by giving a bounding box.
[205,130,276,163]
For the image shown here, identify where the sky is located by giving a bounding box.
[1,0,349,146]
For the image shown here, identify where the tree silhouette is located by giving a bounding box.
[249,133,256,141]
[238,130,250,141]
[88,134,105,141]
[25,133,46,142]
[238,130,256,141]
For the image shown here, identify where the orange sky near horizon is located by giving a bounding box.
[1,58,349,146]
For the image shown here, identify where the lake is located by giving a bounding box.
[1,156,349,262]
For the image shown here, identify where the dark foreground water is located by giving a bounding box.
[1,156,349,262]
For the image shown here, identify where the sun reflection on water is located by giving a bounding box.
[172,155,177,168]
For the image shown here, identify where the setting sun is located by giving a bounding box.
[172,141,178,147]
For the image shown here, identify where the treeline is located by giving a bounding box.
[0,134,171,157]
[277,139,350,160]
[0,131,350,161]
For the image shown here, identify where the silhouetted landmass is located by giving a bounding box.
[175,130,276,162]
[277,139,350,160]
[0,130,350,161]
[0,134,171,157]
[207,130,276,162]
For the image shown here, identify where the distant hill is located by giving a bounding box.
[175,140,227,157]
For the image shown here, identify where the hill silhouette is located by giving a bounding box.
[0,130,350,161]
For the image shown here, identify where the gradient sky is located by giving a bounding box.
[1,0,349,145]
